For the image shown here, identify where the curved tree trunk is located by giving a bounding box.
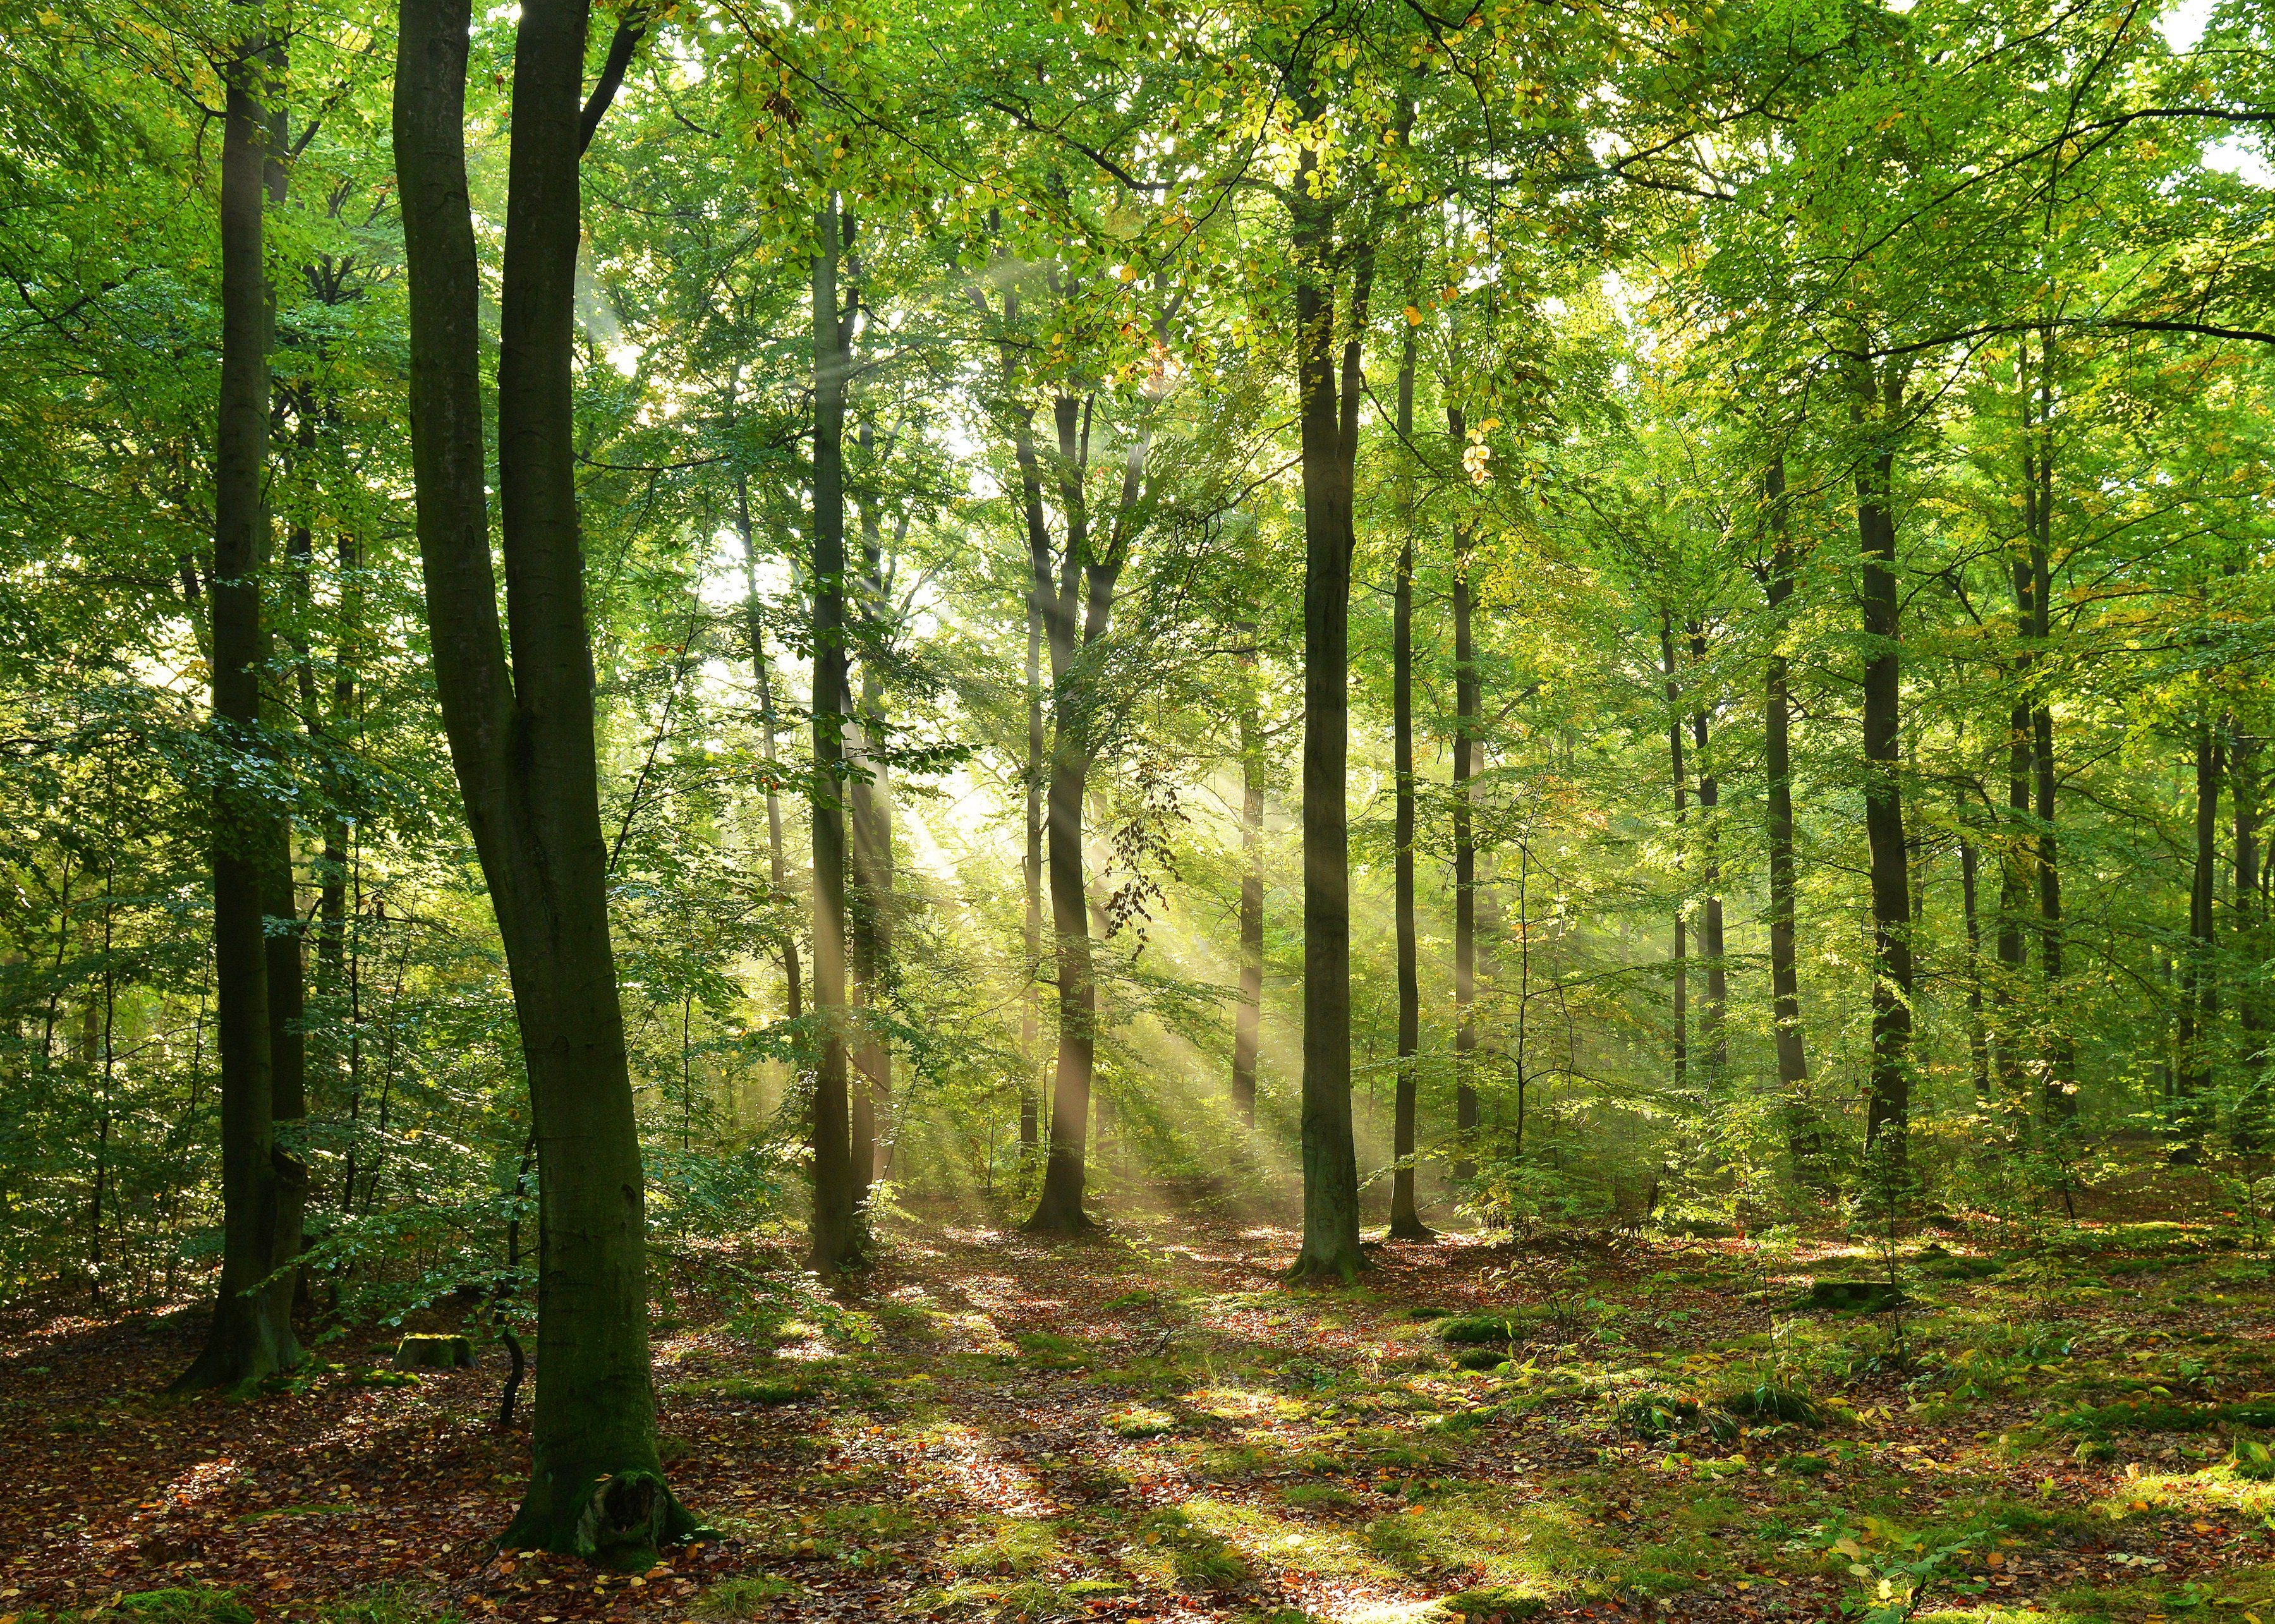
[394,0,693,1559]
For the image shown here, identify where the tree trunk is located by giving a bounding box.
[736,478,801,1028]
[1232,612,1263,1127]
[1388,326,1429,1240]
[1689,624,1726,1086]
[806,195,859,1270]
[1959,832,1991,1100]
[847,423,890,1197]
[2025,381,2074,1121]
[175,25,301,1392]
[2176,717,2221,1160]
[1857,384,1913,1160]
[1450,406,1478,1188]
[1661,615,1687,1101]
[1027,399,1147,1233]
[394,0,691,1558]
[1021,575,1042,1152]
[1995,549,2034,1104]
[2235,729,2266,1147]
[1762,457,1817,1168]
[1289,162,1362,1281]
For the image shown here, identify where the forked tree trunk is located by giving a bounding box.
[1287,155,1362,1281]
[807,195,859,1270]
[1027,401,1147,1233]
[176,27,302,1391]
[393,0,693,1558]
[1388,327,1429,1241]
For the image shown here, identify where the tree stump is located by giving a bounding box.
[395,1333,475,1369]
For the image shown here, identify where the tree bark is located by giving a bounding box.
[1231,609,1263,1127]
[1661,615,1687,1101]
[1996,547,2034,1104]
[1388,326,1429,1240]
[176,27,301,1390]
[2023,363,2073,1121]
[807,195,859,1270]
[1857,379,1913,1160]
[736,479,801,1029]
[2235,728,2266,1146]
[394,0,691,1557]
[1762,457,1817,1168]
[1289,156,1362,1281]
[1689,624,1726,1086]
[1959,831,1992,1100]
[848,421,892,1196]
[1450,404,1478,1188]
[1026,398,1147,1233]
[2176,717,2221,1160]
[1021,563,1042,1152]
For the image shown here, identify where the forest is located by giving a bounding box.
[3,0,2275,1618]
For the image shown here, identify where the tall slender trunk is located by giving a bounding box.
[1289,157,1362,1280]
[1027,398,1148,1233]
[1388,327,1429,1240]
[2024,356,2073,1121]
[1762,456,1816,1166]
[2235,729,2267,1147]
[394,0,690,1556]
[1959,830,1991,1100]
[1021,577,1042,1151]
[1857,375,1913,1160]
[1450,405,1478,1187]
[1996,547,2034,1103]
[807,195,858,1269]
[2176,717,2221,1160]
[1689,624,1726,1086]
[847,420,890,1197]
[1232,610,1263,1127]
[737,478,801,1029]
[1661,615,1688,1100]
[176,23,301,1391]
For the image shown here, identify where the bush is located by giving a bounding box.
[1716,1381,1826,1427]
[1613,1390,1740,1443]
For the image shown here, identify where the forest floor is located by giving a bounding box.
[6,1201,2275,1624]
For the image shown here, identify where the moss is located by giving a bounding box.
[1443,1586,1547,1621]
[98,1592,257,1624]
[693,1574,802,1616]
[1437,1308,1556,1347]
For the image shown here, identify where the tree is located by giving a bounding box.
[392,0,695,1558]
